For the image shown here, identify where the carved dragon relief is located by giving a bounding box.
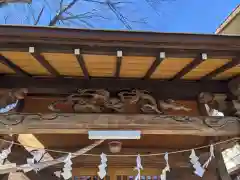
[48,89,192,114]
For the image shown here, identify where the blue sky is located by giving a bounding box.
[0,0,239,34]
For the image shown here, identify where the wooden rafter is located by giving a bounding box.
[31,53,60,77]
[74,49,89,79]
[0,113,239,136]
[0,77,229,99]
[144,52,165,79]
[202,57,240,80]
[172,53,207,80]
[0,55,30,76]
[115,50,122,77]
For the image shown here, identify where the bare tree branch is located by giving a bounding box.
[0,0,175,30]
[34,6,45,25]
[145,0,162,17]
[82,0,106,4]
[48,0,80,26]
[59,0,64,9]
[62,10,109,21]
[145,0,175,17]
[4,15,9,24]
[106,0,132,30]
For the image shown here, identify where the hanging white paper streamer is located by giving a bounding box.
[189,149,205,177]
[20,164,34,173]
[98,153,107,179]
[160,153,170,180]
[54,171,61,178]
[0,141,13,165]
[134,154,143,180]
[27,149,45,164]
[61,153,72,180]
[25,149,45,172]
[203,145,214,169]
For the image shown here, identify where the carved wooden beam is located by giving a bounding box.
[0,113,239,136]
[0,77,228,100]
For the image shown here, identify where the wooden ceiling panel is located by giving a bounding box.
[0,51,49,75]
[0,62,15,74]
[214,66,240,80]
[83,55,116,77]
[150,58,193,79]
[182,58,230,80]
[120,56,155,78]
[42,53,83,76]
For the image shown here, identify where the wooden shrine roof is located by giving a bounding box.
[0,25,239,81]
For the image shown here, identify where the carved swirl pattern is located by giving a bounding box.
[0,113,238,129]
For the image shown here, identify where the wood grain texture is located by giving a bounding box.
[42,52,83,76]
[32,134,206,149]
[214,66,240,80]
[120,56,155,78]
[151,58,193,79]
[183,58,230,80]
[0,62,15,74]
[1,25,240,52]
[0,51,49,75]
[0,113,239,135]
[83,54,116,77]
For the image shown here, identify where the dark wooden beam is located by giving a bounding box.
[144,52,165,79]
[31,53,60,77]
[115,50,122,77]
[0,55,30,76]
[172,53,207,80]
[0,113,238,135]
[202,57,240,80]
[74,49,89,79]
[0,77,229,100]
[0,175,8,180]
[0,25,240,52]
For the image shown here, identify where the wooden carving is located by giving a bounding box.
[198,92,239,117]
[159,100,191,111]
[48,89,169,114]
[0,88,28,113]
